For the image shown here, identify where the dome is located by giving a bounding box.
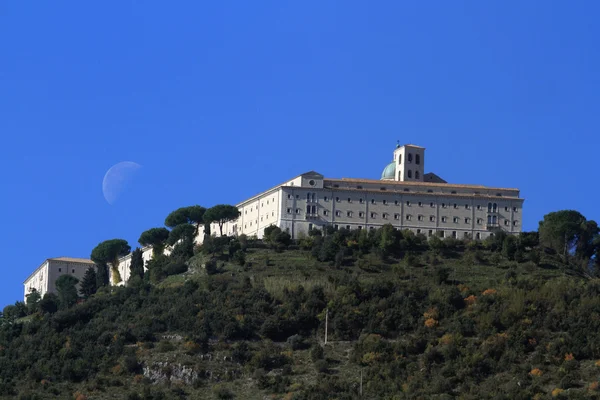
[381,161,396,180]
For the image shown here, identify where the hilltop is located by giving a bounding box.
[1,209,600,399]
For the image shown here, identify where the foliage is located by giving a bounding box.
[203,205,240,236]
[91,239,131,284]
[138,228,170,257]
[55,274,79,309]
[164,205,206,235]
[129,248,145,282]
[79,267,97,299]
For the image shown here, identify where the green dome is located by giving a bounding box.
[381,162,396,180]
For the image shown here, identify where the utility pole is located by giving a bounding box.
[324,308,328,345]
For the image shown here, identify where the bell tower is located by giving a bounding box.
[393,144,425,182]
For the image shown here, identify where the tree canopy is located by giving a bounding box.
[55,274,79,309]
[90,239,131,284]
[164,205,206,234]
[138,227,170,257]
[203,204,240,236]
[167,223,196,246]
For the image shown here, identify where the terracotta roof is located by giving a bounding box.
[327,177,520,192]
[48,257,96,264]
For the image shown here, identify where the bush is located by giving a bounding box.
[310,345,324,362]
[314,359,329,374]
[233,250,246,266]
[212,384,234,399]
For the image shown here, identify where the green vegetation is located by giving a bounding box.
[1,208,600,399]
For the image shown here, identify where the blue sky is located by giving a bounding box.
[0,2,598,307]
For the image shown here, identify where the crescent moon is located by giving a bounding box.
[102,161,142,205]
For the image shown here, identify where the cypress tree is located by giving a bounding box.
[79,267,98,298]
[129,248,145,282]
[96,262,109,288]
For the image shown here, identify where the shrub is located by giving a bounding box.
[310,345,324,362]
[233,250,246,266]
[314,359,329,374]
[530,368,543,377]
[212,384,234,399]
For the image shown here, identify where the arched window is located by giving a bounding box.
[493,203,497,212]
[408,153,413,163]
[492,215,497,224]
[415,171,420,179]
[415,154,421,165]
[407,169,412,178]
[488,203,492,212]
[398,155,402,165]
[487,215,492,224]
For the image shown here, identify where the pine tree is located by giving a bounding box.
[129,248,145,282]
[79,267,98,298]
[96,262,109,288]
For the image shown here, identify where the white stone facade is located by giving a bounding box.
[198,144,524,242]
[23,257,97,301]
[113,246,154,286]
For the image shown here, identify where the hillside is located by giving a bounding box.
[2,210,600,399]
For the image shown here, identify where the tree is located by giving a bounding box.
[138,227,170,258]
[25,289,41,314]
[129,248,145,282]
[539,211,599,266]
[91,239,131,285]
[502,235,518,261]
[96,262,109,288]
[39,293,59,314]
[79,267,97,299]
[167,223,196,246]
[203,205,240,236]
[165,205,206,235]
[55,275,79,309]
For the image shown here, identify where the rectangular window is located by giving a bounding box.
[418,215,423,221]
[404,188,410,192]
[505,206,509,211]
[505,220,509,226]
[453,217,459,223]
[359,198,364,204]
[346,225,351,230]
[347,211,352,217]
[406,201,410,206]
[427,189,433,193]
[477,218,482,224]
[465,204,470,209]
[513,207,518,212]
[287,194,292,199]
[324,196,328,202]
[357,185,363,189]
[383,213,388,219]
[442,203,447,208]
[513,220,518,226]
[477,205,481,210]
[452,231,457,238]
[58,268,61,272]
[417,229,421,234]
[383,200,388,205]
[428,230,433,237]
[72,269,75,273]
[334,224,339,230]
[430,202,435,208]
[296,209,300,214]
[359,212,365,218]
[371,212,376,218]
[336,211,341,217]
[348,198,352,203]
[453,203,458,209]
[406,215,411,221]
[336,197,340,202]
[441,217,447,223]
[430,216,435,222]
[394,200,399,206]
[418,201,422,207]
[394,214,400,220]
[465,218,470,224]
[476,232,481,239]
[306,205,311,214]
[371,199,376,204]
[323,210,329,216]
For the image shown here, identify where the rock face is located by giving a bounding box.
[143,362,198,385]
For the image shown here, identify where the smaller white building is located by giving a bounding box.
[23,257,97,301]
[114,246,154,285]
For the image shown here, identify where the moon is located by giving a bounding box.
[102,161,142,205]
